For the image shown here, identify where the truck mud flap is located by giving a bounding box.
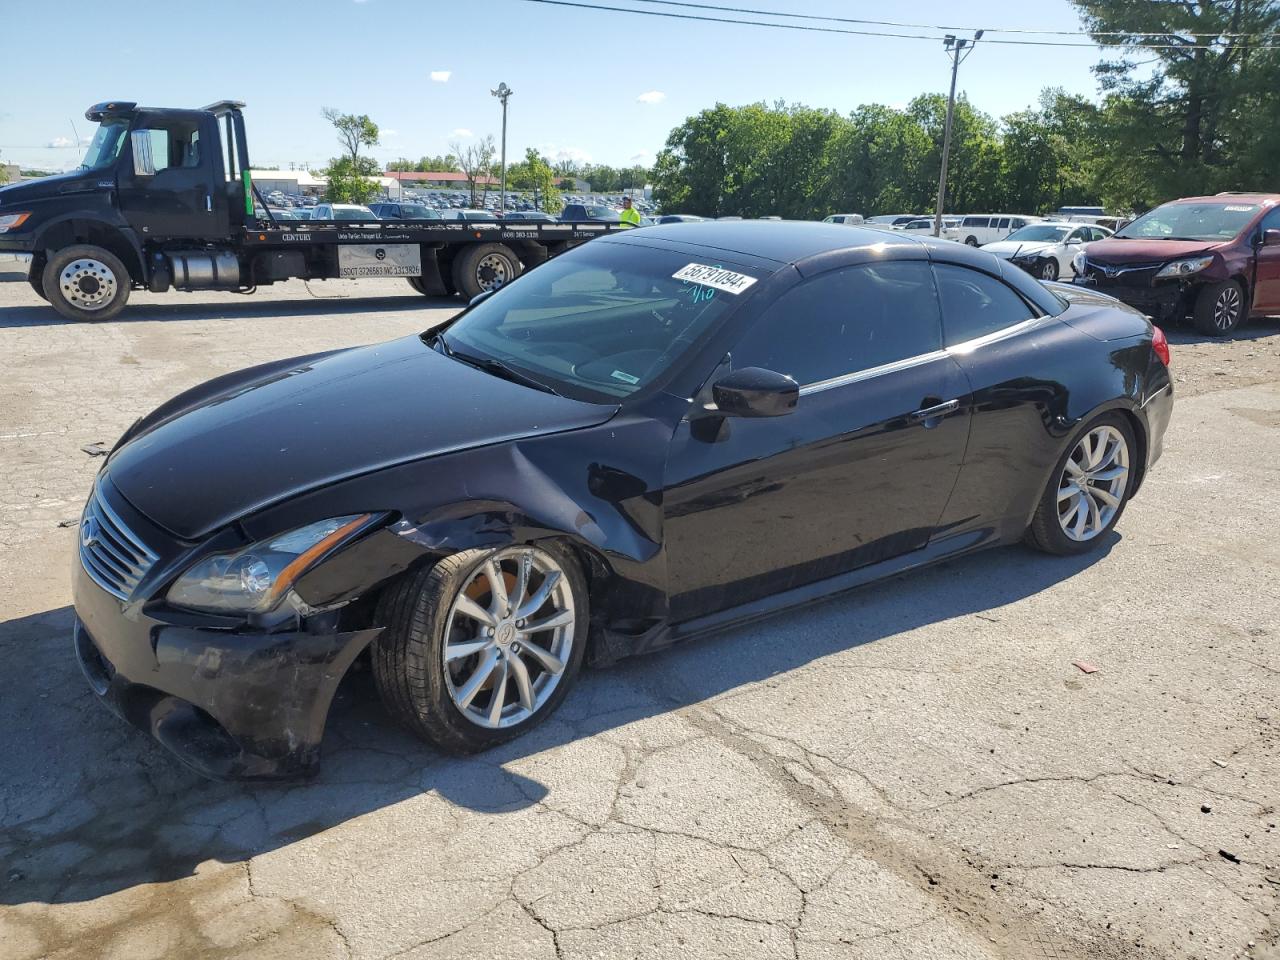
[415,246,451,296]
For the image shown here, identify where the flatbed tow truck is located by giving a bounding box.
[0,100,627,321]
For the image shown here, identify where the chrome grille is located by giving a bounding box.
[79,483,158,601]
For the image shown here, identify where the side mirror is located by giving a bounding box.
[1262,228,1280,247]
[1065,236,1082,245]
[711,367,798,418]
[130,130,155,177]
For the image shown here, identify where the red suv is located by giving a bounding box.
[1072,193,1280,336]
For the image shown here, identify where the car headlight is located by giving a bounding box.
[1072,250,1088,275]
[1155,255,1213,279]
[167,514,377,614]
[0,212,32,233]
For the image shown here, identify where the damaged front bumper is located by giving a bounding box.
[73,558,380,781]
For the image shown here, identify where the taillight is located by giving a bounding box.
[1151,325,1171,366]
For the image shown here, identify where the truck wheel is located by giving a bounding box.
[42,245,131,322]
[406,277,427,295]
[452,243,522,300]
[1192,279,1245,336]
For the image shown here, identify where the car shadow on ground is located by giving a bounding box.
[0,294,459,329]
[1164,314,1280,345]
[0,536,1115,908]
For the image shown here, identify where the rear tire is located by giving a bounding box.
[42,245,131,322]
[1026,413,1136,556]
[372,543,588,753]
[964,236,979,247]
[451,243,522,300]
[1191,279,1245,336]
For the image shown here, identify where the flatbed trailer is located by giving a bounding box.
[0,100,627,321]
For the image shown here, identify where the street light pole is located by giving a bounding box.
[933,31,982,238]
[491,82,513,215]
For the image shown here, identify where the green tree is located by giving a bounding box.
[1071,0,1280,203]
[321,108,380,201]
[322,155,381,203]
[509,148,563,213]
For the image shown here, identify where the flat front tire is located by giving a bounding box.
[1026,413,1137,556]
[42,245,131,322]
[372,543,588,753]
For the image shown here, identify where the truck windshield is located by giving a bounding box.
[439,242,762,402]
[1115,201,1259,242]
[80,120,129,172]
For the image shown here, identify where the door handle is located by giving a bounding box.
[909,399,960,423]
[205,194,212,212]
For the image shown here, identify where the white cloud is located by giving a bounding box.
[47,136,74,148]
[636,90,666,105]
[430,70,452,83]
[543,145,593,166]
[382,128,399,137]
[451,128,473,138]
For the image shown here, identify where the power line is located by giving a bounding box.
[624,0,1280,40]
[512,0,1280,48]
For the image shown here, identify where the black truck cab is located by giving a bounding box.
[0,100,622,321]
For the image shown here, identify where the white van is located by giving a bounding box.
[948,214,1040,246]
[822,213,865,225]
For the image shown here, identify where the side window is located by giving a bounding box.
[1258,207,1280,235]
[140,123,201,173]
[934,264,1037,347]
[996,218,1011,230]
[730,261,943,385]
[1066,229,1088,244]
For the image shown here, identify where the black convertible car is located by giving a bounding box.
[72,222,1174,779]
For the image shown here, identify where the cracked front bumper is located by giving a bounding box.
[72,558,380,781]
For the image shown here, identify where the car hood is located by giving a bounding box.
[982,240,1056,257]
[1081,237,1224,264]
[106,335,618,540]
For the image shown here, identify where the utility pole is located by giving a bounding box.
[933,30,983,238]
[491,82,513,214]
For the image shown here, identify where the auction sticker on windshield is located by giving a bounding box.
[672,263,758,295]
[337,244,422,278]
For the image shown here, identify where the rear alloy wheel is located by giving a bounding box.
[1192,279,1245,336]
[1038,258,1060,281]
[372,543,587,753]
[451,243,522,300]
[42,244,131,322]
[1026,414,1135,555]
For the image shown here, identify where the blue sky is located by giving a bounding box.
[2,0,1108,172]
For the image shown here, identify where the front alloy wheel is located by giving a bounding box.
[372,543,587,752]
[1039,258,1060,281]
[442,547,576,729]
[1192,279,1245,336]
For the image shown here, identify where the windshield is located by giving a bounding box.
[1006,224,1071,243]
[333,207,374,220]
[441,243,762,401]
[80,119,129,172]
[1116,201,1259,241]
[402,204,439,219]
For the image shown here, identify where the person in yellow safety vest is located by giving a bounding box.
[619,196,642,226]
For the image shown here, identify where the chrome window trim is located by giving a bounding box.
[798,350,949,396]
[945,314,1047,355]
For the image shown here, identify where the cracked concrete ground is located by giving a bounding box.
[0,280,1277,960]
